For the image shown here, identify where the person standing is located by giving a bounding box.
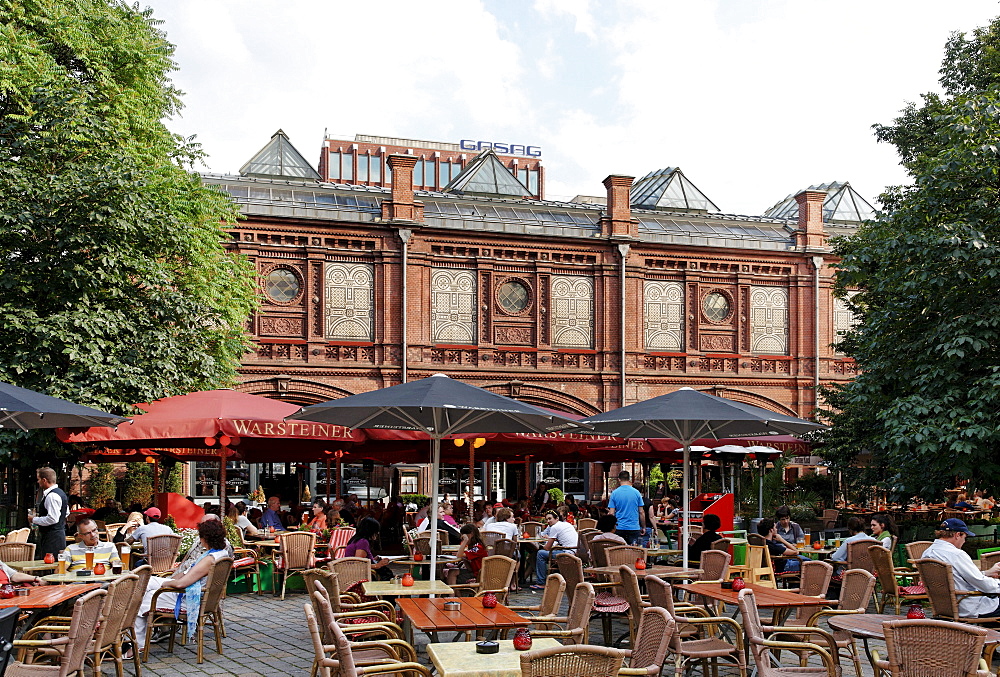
[607,470,645,545]
[31,466,68,559]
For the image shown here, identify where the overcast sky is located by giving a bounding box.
[145,1,1000,216]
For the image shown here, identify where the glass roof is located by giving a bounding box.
[423,199,598,228]
[763,182,874,223]
[240,129,321,181]
[444,149,532,198]
[630,167,720,212]
[637,215,791,242]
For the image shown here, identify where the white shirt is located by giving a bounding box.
[924,538,1000,617]
[484,521,519,540]
[34,486,64,527]
[481,516,496,527]
[540,520,578,549]
[829,532,876,563]
[235,515,258,536]
[131,522,174,550]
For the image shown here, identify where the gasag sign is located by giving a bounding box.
[460,140,541,157]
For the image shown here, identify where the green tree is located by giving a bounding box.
[86,463,117,505]
[162,461,183,494]
[120,462,152,508]
[826,16,1000,498]
[0,1,258,467]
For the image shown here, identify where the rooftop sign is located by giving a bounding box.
[460,140,541,157]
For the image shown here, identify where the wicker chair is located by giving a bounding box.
[227,525,263,594]
[710,538,731,553]
[8,589,106,677]
[577,518,597,531]
[519,644,626,677]
[305,602,410,677]
[821,509,840,531]
[310,585,406,664]
[18,573,140,677]
[302,570,396,625]
[324,611,431,677]
[784,560,834,625]
[481,531,503,554]
[145,533,182,575]
[121,565,152,660]
[737,589,838,677]
[0,542,34,562]
[521,521,544,537]
[410,532,445,558]
[555,553,623,645]
[590,539,618,568]
[980,551,1000,571]
[747,533,766,547]
[508,573,566,631]
[326,527,356,559]
[621,606,674,676]
[328,557,372,600]
[493,538,517,559]
[844,538,878,576]
[618,565,654,647]
[915,558,1000,628]
[651,578,747,677]
[104,523,125,542]
[272,531,316,600]
[774,568,875,677]
[905,541,933,562]
[143,556,233,664]
[869,544,927,614]
[529,582,595,645]
[875,618,992,677]
[605,545,647,568]
[450,554,517,603]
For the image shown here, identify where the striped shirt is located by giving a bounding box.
[62,542,120,572]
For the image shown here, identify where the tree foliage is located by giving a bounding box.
[0,0,258,465]
[120,462,152,508]
[824,16,1000,498]
[86,462,116,505]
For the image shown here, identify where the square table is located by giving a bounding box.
[0,583,101,610]
[673,582,824,610]
[427,638,562,677]
[398,597,530,643]
[6,560,57,574]
[363,580,453,597]
[585,564,702,580]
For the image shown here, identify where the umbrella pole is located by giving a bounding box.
[682,444,690,569]
[219,447,227,512]
[758,459,764,519]
[326,460,332,502]
[468,446,475,523]
[429,436,441,588]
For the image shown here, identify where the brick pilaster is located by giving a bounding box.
[599,175,637,238]
[794,190,827,248]
[381,154,424,223]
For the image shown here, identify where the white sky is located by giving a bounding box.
[145,0,1000,216]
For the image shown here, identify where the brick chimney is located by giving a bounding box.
[794,189,827,248]
[381,154,423,223]
[600,175,637,238]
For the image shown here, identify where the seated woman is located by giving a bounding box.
[113,511,144,544]
[416,502,462,544]
[592,514,626,545]
[134,519,229,653]
[447,524,487,584]
[870,513,897,549]
[234,501,260,538]
[829,516,876,565]
[302,499,328,534]
[344,517,393,581]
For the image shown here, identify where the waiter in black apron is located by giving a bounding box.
[30,466,68,559]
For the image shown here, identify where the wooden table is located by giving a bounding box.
[395,556,458,566]
[398,597,529,643]
[0,583,101,609]
[6,560,57,573]
[586,564,702,580]
[828,613,1000,675]
[43,571,125,584]
[674,582,824,610]
[427,638,562,677]
[362,580,454,597]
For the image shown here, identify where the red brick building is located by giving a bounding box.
[191,130,870,503]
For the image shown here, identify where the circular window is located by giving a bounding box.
[497,280,530,314]
[264,268,301,303]
[703,292,730,323]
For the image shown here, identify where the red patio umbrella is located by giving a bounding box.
[57,389,364,505]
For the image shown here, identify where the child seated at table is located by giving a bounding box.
[344,517,394,581]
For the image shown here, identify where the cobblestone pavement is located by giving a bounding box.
[124,584,887,677]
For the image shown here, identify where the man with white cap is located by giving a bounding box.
[924,517,1000,618]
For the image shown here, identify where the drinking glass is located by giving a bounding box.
[84,550,95,570]
[803,529,811,546]
[121,550,130,569]
[57,558,67,575]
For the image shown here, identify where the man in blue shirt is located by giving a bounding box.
[607,470,645,545]
[260,495,287,532]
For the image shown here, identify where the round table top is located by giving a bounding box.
[827,613,1000,643]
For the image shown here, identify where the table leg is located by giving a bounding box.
[860,636,883,677]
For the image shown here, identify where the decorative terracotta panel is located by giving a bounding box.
[324,262,374,341]
[431,268,477,344]
[644,280,684,351]
[750,286,788,354]
[551,275,593,348]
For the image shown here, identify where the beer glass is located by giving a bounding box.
[120,549,130,569]
[57,558,67,575]
[803,529,811,546]
[84,549,95,570]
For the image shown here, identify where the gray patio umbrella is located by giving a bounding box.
[580,387,825,567]
[0,380,127,430]
[286,373,587,579]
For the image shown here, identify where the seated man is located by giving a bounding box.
[126,508,173,550]
[757,518,797,572]
[689,513,722,563]
[532,508,578,590]
[62,517,121,572]
[828,517,876,564]
[924,518,1000,618]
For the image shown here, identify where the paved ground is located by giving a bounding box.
[128,581,891,677]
